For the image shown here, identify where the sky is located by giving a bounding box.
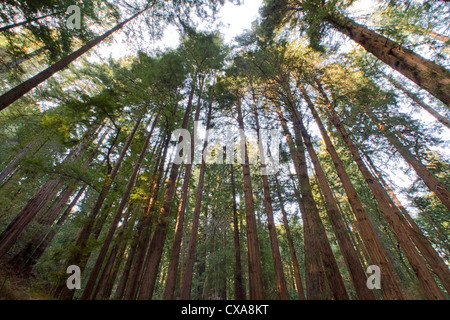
[94,0,263,61]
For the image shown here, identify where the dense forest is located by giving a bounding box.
[0,0,449,300]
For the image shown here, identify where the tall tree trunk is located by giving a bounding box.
[275,101,349,300]
[179,86,214,300]
[230,164,246,300]
[368,111,450,210]
[315,81,446,300]
[137,84,195,300]
[274,102,327,299]
[163,77,206,300]
[22,186,86,273]
[0,11,63,32]
[290,104,377,300]
[324,14,450,105]
[0,8,148,110]
[300,84,404,299]
[274,176,306,300]
[0,124,97,259]
[234,97,265,300]
[381,72,450,130]
[252,97,289,300]
[81,116,158,300]
[55,118,141,299]
[123,132,170,300]
[362,151,450,295]
[93,204,136,299]
[0,141,35,184]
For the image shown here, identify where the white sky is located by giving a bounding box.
[93,0,263,60]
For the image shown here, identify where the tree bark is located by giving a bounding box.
[163,78,205,300]
[316,81,446,299]
[137,85,195,300]
[230,164,247,300]
[179,84,215,299]
[274,102,334,299]
[325,14,450,106]
[55,118,141,299]
[362,151,450,295]
[252,98,289,300]
[0,141,35,185]
[290,104,377,300]
[81,116,158,299]
[233,97,265,300]
[300,84,404,299]
[0,8,148,110]
[274,176,306,300]
[369,111,450,211]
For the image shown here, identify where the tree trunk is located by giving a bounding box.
[163,78,205,300]
[0,8,148,110]
[123,132,170,300]
[179,86,216,300]
[0,124,97,259]
[0,141,35,184]
[368,111,450,211]
[233,97,265,300]
[137,85,195,300]
[252,97,289,300]
[55,118,141,299]
[300,84,404,299]
[230,164,246,300]
[382,72,450,130]
[274,176,306,300]
[316,81,446,300]
[290,104,377,300]
[362,151,450,295]
[81,116,158,300]
[0,11,63,32]
[22,186,86,273]
[325,14,450,105]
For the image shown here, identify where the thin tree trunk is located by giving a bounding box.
[234,97,265,300]
[325,14,450,105]
[300,84,404,300]
[368,111,450,210]
[0,141,35,184]
[123,132,170,300]
[137,85,195,300]
[56,119,141,299]
[81,116,158,300]
[274,176,306,300]
[316,81,446,299]
[0,11,63,32]
[382,72,450,129]
[22,186,87,273]
[362,151,450,295]
[163,78,205,300]
[230,164,246,300]
[252,97,289,300]
[0,8,148,110]
[0,124,96,259]
[179,86,214,300]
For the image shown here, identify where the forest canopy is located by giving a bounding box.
[0,0,449,301]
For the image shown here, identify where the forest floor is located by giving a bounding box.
[0,264,54,300]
